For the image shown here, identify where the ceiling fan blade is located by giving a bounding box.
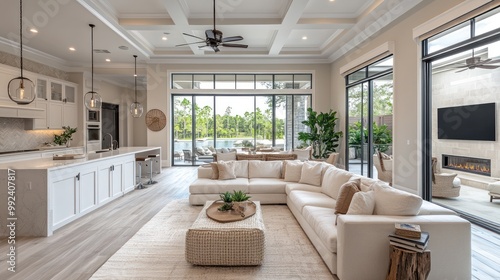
[206,30,215,40]
[485,58,500,64]
[475,58,492,65]
[222,36,243,43]
[455,68,469,73]
[221,43,248,48]
[182,33,205,41]
[175,41,206,47]
[476,65,499,69]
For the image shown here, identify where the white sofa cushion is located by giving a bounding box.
[249,161,282,178]
[347,191,375,215]
[418,200,457,215]
[284,161,303,182]
[302,205,338,253]
[288,190,336,213]
[299,162,323,186]
[285,183,322,195]
[189,178,249,194]
[197,166,212,179]
[372,183,423,215]
[321,167,355,199]
[351,175,379,192]
[248,178,286,194]
[234,160,249,178]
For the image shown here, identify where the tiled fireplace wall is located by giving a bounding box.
[432,67,500,178]
[0,118,60,152]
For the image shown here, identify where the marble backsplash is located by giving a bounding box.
[0,118,62,152]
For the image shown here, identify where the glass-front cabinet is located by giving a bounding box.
[50,81,63,102]
[36,78,48,100]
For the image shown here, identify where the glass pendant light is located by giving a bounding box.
[8,0,36,105]
[84,24,102,111]
[130,55,144,118]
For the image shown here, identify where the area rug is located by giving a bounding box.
[91,199,334,279]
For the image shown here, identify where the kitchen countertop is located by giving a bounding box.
[0,146,161,170]
[0,146,84,157]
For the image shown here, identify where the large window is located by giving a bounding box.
[171,73,313,166]
[345,56,393,178]
[422,7,500,232]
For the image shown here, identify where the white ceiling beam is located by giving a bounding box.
[162,0,204,55]
[119,18,175,30]
[269,0,310,55]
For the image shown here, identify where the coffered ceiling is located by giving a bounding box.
[0,0,423,69]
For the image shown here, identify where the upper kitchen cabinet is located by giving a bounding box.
[36,78,48,101]
[50,81,63,102]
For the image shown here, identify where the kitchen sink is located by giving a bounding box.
[95,149,112,153]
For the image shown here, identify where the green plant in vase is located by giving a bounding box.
[53,126,77,147]
[231,190,251,215]
[218,191,233,211]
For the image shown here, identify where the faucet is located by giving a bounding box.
[112,140,119,150]
[103,133,113,150]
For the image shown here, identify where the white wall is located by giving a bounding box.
[330,0,466,193]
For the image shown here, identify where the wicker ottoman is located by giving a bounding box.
[186,201,265,266]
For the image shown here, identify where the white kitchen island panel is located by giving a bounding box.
[0,147,160,237]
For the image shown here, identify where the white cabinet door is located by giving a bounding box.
[52,175,77,227]
[79,169,97,213]
[111,164,122,198]
[48,102,63,129]
[98,166,111,204]
[63,104,77,128]
[32,101,48,129]
[122,160,135,193]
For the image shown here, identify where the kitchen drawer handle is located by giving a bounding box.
[76,173,80,181]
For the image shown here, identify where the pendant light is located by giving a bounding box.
[129,55,144,118]
[8,0,36,105]
[84,24,102,111]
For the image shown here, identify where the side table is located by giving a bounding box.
[386,245,431,280]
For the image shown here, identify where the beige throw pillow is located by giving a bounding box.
[217,161,236,180]
[284,161,304,182]
[210,162,219,179]
[298,162,323,186]
[347,191,375,215]
[335,180,361,214]
[372,182,423,215]
[217,151,237,161]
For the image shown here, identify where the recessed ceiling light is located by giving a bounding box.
[302,36,307,40]
[105,58,111,62]
[30,28,38,33]
[162,36,168,41]
[329,0,335,2]
[118,45,129,50]
[69,47,76,51]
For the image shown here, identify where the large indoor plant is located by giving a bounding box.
[298,108,343,159]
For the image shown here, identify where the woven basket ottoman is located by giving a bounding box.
[186,201,265,266]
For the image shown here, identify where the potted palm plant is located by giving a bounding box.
[231,190,251,213]
[298,108,343,159]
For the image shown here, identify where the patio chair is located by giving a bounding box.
[373,151,392,185]
[432,157,461,198]
[326,152,339,166]
[183,150,198,162]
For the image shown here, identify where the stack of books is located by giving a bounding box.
[389,223,429,253]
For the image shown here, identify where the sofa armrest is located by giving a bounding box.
[337,215,470,280]
[198,166,212,179]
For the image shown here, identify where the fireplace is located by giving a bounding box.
[442,154,491,176]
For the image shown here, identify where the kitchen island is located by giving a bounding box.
[0,147,161,237]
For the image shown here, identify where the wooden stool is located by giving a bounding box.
[386,245,431,280]
[135,157,151,189]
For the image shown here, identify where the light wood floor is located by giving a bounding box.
[0,167,499,280]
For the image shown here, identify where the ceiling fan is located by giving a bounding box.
[454,50,500,72]
[175,0,248,52]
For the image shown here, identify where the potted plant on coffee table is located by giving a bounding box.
[231,190,251,215]
[218,191,233,212]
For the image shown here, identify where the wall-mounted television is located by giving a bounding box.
[437,102,496,141]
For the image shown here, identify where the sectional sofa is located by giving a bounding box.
[189,160,471,280]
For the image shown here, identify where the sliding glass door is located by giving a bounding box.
[346,56,393,178]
